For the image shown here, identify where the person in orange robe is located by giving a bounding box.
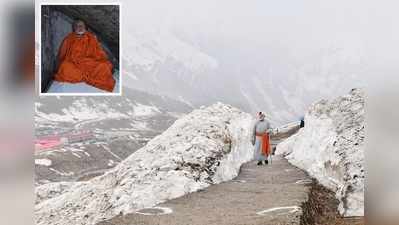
[53,19,115,92]
[252,112,272,165]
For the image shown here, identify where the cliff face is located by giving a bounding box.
[35,103,253,225]
[276,89,365,217]
[40,5,119,92]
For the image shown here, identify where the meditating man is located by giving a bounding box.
[53,19,115,92]
[252,112,272,165]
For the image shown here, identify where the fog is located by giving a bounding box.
[120,0,385,124]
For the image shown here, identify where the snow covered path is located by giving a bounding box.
[97,156,311,225]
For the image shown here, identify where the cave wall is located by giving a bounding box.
[53,5,120,60]
[40,5,119,93]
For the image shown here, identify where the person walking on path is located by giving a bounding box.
[252,112,273,165]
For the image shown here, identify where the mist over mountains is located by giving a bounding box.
[120,0,369,125]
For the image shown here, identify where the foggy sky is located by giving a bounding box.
[122,0,386,94]
[122,0,384,71]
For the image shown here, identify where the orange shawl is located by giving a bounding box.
[54,32,115,92]
[256,133,270,156]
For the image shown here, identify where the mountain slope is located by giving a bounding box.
[35,88,192,185]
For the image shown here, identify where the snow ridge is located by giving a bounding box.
[35,103,253,225]
[276,89,364,217]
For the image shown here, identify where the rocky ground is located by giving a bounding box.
[300,180,364,225]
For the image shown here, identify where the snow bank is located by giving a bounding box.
[35,182,81,205]
[277,121,300,133]
[276,89,365,217]
[35,103,253,225]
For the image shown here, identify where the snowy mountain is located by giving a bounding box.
[276,88,365,217]
[121,26,367,125]
[122,29,219,109]
[34,88,192,185]
[123,30,218,73]
[35,103,253,225]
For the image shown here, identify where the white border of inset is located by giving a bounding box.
[36,1,122,96]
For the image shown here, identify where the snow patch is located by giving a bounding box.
[133,103,161,116]
[256,206,301,216]
[49,168,74,177]
[135,207,173,216]
[295,179,313,185]
[35,98,128,123]
[35,159,52,167]
[35,182,82,205]
[108,160,115,167]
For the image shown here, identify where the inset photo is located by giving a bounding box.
[39,3,121,95]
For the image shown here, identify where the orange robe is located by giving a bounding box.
[54,32,115,92]
[256,133,271,156]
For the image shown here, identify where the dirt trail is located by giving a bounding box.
[98,155,311,225]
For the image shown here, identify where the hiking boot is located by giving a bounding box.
[264,159,269,165]
[257,161,263,166]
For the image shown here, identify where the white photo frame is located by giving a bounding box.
[37,1,122,96]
